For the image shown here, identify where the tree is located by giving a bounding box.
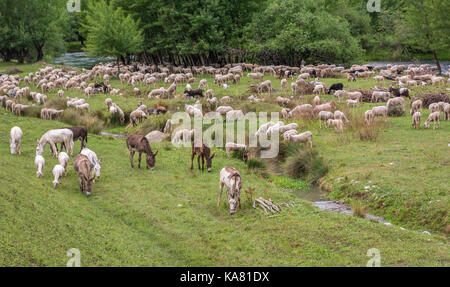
[82,0,144,74]
[404,0,450,74]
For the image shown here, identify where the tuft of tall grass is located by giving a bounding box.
[44,98,66,110]
[61,109,103,134]
[348,112,385,141]
[283,145,328,184]
[352,202,368,218]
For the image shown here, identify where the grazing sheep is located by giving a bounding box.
[280,79,287,91]
[198,79,208,90]
[429,103,440,113]
[289,104,313,118]
[312,96,320,106]
[58,90,64,98]
[371,91,390,103]
[52,164,65,188]
[216,106,233,115]
[130,110,148,126]
[285,131,313,148]
[10,126,23,155]
[283,129,298,141]
[291,82,298,94]
[75,103,90,112]
[281,108,291,119]
[327,119,344,134]
[364,110,374,125]
[318,111,334,128]
[276,96,290,106]
[313,102,335,118]
[218,166,242,215]
[424,112,440,129]
[35,155,45,178]
[334,110,349,124]
[412,112,421,129]
[313,84,326,95]
[346,91,362,102]
[410,100,423,115]
[347,99,358,107]
[371,106,388,122]
[220,96,232,104]
[205,89,215,98]
[255,121,275,137]
[58,152,70,169]
[444,103,450,121]
[105,98,112,111]
[226,110,244,122]
[257,80,272,93]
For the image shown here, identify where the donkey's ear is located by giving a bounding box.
[36,139,39,144]
[153,150,158,157]
[99,157,103,164]
[210,153,215,159]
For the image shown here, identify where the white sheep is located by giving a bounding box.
[35,155,45,178]
[318,111,334,128]
[364,110,374,125]
[10,126,23,155]
[371,106,388,122]
[285,131,313,148]
[327,119,344,134]
[52,164,65,188]
[412,112,421,129]
[410,100,423,115]
[58,152,70,169]
[424,111,440,129]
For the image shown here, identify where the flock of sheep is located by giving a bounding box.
[3,60,449,214]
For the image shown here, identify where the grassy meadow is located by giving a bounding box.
[0,62,449,266]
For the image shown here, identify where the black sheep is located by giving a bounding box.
[184,89,204,99]
[328,83,344,94]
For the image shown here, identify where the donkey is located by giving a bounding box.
[126,134,158,170]
[36,129,74,157]
[73,154,95,196]
[59,126,88,153]
[218,166,242,215]
[191,140,215,172]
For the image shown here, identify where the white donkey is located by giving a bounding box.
[80,148,102,181]
[36,129,74,157]
[218,166,242,215]
[10,126,23,155]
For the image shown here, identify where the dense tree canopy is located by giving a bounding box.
[0,0,448,67]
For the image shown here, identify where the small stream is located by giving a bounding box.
[294,184,388,224]
[100,131,126,139]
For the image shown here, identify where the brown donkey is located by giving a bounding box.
[74,154,95,196]
[191,140,215,172]
[126,134,158,170]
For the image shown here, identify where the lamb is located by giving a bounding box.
[133,87,141,97]
[371,106,388,122]
[318,111,334,128]
[58,90,64,98]
[410,100,423,115]
[257,80,272,93]
[276,96,290,106]
[52,164,65,188]
[220,96,232,104]
[346,91,362,102]
[327,119,344,134]
[58,152,70,169]
[105,98,112,111]
[198,79,208,90]
[75,103,90,112]
[35,154,45,178]
[207,97,218,106]
[291,82,298,94]
[247,72,264,81]
[281,108,291,119]
[412,112,421,129]
[313,84,326,95]
[333,90,346,101]
[10,126,23,155]
[347,99,359,107]
[283,129,298,141]
[255,121,275,137]
[205,89,215,98]
[284,131,313,148]
[424,112,440,129]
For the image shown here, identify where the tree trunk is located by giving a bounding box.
[117,58,121,75]
[432,50,442,75]
[36,45,44,61]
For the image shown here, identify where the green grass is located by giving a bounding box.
[0,62,449,266]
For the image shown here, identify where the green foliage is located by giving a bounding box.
[284,145,328,184]
[82,0,144,62]
[270,176,308,191]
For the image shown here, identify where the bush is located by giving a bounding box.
[23,106,42,118]
[387,105,405,117]
[246,158,266,170]
[416,93,450,108]
[44,98,66,110]
[61,110,103,134]
[283,145,328,183]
